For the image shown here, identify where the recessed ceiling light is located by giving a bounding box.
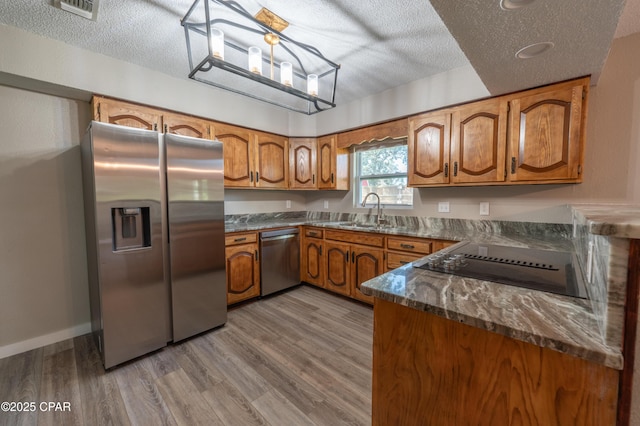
[500,0,536,10]
[515,42,554,59]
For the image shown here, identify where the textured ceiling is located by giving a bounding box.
[0,0,638,109]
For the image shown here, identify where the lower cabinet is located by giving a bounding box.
[225,232,260,305]
[300,226,456,305]
[301,227,325,287]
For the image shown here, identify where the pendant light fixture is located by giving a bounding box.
[182,0,340,115]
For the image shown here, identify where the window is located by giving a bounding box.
[354,139,413,207]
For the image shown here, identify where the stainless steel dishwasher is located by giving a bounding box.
[260,228,301,296]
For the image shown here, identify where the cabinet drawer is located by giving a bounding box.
[225,232,258,246]
[387,237,432,254]
[387,252,424,269]
[304,228,324,239]
[325,229,385,247]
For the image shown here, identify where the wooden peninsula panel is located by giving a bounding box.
[372,298,619,426]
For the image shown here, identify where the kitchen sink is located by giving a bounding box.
[336,221,390,230]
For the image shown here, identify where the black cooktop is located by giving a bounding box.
[413,242,588,299]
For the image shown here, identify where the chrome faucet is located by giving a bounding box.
[361,192,384,226]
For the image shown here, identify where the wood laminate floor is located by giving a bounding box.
[0,285,373,426]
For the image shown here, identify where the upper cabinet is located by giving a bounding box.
[408,77,588,187]
[212,122,288,189]
[318,134,349,190]
[254,132,288,189]
[450,98,508,184]
[289,138,317,189]
[508,81,586,183]
[93,96,160,131]
[162,112,212,139]
[212,122,255,187]
[408,111,451,186]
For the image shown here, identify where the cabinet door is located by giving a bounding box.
[324,241,351,296]
[93,97,160,131]
[351,246,383,304]
[508,83,585,182]
[213,122,255,187]
[255,132,288,189]
[225,243,260,304]
[301,237,324,287]
[450,98,507,184]
[318,134,349,190]
[163,112,211,139]
[289,138,317,189]
[408,112,451,186]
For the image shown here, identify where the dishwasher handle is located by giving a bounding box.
[261,234,297,242]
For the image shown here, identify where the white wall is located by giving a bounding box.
[0,86,91,356]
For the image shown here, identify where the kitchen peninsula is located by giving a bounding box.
[361,205,639,425]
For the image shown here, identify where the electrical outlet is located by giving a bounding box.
[323,200,329,209]
[479,202,490,216]
[286,200,291,209]
[438,201,450,213]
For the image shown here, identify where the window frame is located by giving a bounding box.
[352,139,413,209]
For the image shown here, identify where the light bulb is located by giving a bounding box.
[307,74,318,97]
[210,28,224,60]
[248,46,262,75]
[281,62,293,86]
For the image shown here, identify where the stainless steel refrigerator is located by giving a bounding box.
[81,121,226,369]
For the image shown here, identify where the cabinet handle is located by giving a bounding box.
[234,237,247,242]
[255,250,259,262]
[331,172,334,183]
[319,246,323,255]
[453,162,458,177]
[400,243,415,249]
[312,174,315,184]
[154,123,158,131]
[511,157,516,174]
[351,251,355,263]
[345,251,349,262]
[444,163,449,177]
[308,231,317,236]
[250,171,254,182]
[256,171,260,182]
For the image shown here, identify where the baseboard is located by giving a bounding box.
[0,322,92,359]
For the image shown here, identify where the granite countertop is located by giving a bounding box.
[225,208,636,370]
[572,204,640,238]
[361,234,623,370]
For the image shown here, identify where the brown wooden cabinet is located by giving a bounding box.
[317,135,349,190]
[289,138,317,189]
[324,229,385,304]
[225,232,260,305]
[92,96,161,131]
[254,132,289,189]
[408,111,451,186]
[450,97,508,184]
[301,226,455,304]
[213,122,288,189]
[163,112,212,139]
[408,78,588,187]
[301,227,324,287]
[372,298,618,426]
[507,80,586,183]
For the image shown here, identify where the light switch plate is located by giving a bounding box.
[286,200,291,209]
[323,200,329,209]
[438,201,450,213]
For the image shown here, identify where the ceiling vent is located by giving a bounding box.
[59,0,98,21]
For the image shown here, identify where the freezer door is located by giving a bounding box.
[85,121,169,369]
[164,133,226,341]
